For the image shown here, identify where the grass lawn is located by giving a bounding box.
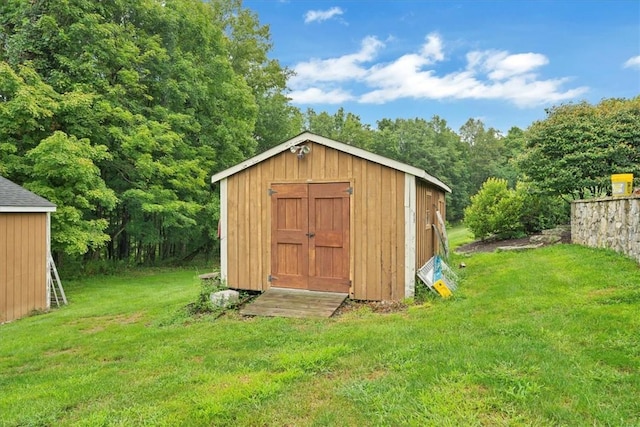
[1,241,639,426]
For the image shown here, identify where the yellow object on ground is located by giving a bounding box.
[433,279,452,298]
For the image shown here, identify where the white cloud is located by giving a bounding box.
[288,33,588,107]
[420,33,445,64]
[304,7,344,24]
[289,87,354,104]
[468,51,549,80]
[290,36,384,87]
[623,55,640,69]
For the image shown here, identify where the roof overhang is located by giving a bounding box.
[0,206,57,213]
[211,131,452,193]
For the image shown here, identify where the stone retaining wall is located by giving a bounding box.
[571,196,640,263]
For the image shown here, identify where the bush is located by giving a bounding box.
[516,182,570,233]
[464,178,525,240]
[464,178,570,240]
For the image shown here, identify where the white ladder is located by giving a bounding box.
[48,254,67,307]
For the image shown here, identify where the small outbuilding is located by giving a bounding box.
[211,132,451,301]
[0,176,56,323]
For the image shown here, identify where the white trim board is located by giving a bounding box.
[0,206,56,213]
[404,173,417,299]
[219,178,228,283]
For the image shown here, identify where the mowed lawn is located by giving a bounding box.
[1,243,639,426]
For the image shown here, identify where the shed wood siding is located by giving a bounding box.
[0,213,48,323]
[225,142,407,301]
[415,181,447,269]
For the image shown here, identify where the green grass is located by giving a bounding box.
[1,245,639,426]
[447,223,475,249]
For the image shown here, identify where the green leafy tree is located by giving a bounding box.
[459,118,508,195]
[24,132,117,256]
[0,62,59,175]
[306,108,374,148]
[519,97,640,199]
[370,116,470,222]
[499,126,527,187]
[211,0,303,151]
[1,0,283,263]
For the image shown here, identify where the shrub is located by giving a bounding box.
[516,182,570,233]
[464,178,524,240]
[464,178,570,240]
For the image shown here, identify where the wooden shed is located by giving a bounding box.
[0,176,56,323]
[211,132,451,301]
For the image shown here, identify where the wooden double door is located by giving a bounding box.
[270,182,350,293]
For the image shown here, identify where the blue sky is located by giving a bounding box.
[242,0,640,133]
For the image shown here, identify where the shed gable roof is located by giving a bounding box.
[0,175,57,212]
[211,131,451,193]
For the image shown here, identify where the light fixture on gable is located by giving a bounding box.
[290,144,311,159]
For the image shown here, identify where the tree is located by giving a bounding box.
[459,118,508,195]
[305,108,373,148]
[499,126,527,187]
[25,132,117,256]
[210,0,303,152]
[0,63,120,258]
[370,116,470,222]
[1,0,277,263]
[519,97,640,200]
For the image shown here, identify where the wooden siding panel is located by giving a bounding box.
[0,213,47,323]
[366,163,382,300]
[261,160,273,290]
[0,215,7,322]
[27,215,35,313]
[238,168,250,286]
[5,215,15,322]
[285,147,299,180]
[32,214,45,312]
[415,181,446,266]
[349,157,406,301]
[310,142,326,179]
[19,215,28,319]
[248,166,261,289]
[325,147,339,178]
[380,167,393,300]
[415,183,434,269]
[337,151,352,180]
[352,158,366,299]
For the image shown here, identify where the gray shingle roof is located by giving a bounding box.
[0,175,56,212]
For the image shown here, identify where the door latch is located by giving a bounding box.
[306,232,315,238]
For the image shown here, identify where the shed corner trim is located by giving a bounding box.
[404,174,417,298]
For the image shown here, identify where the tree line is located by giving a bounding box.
[1,0,638,264]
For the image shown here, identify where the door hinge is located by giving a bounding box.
[345,187,353,195]
[268,188,277,196]
[268,274,277,282]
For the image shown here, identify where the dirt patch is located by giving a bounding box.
[456,236,536,254]
[333,299,408,316]
[456,227,571,254]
